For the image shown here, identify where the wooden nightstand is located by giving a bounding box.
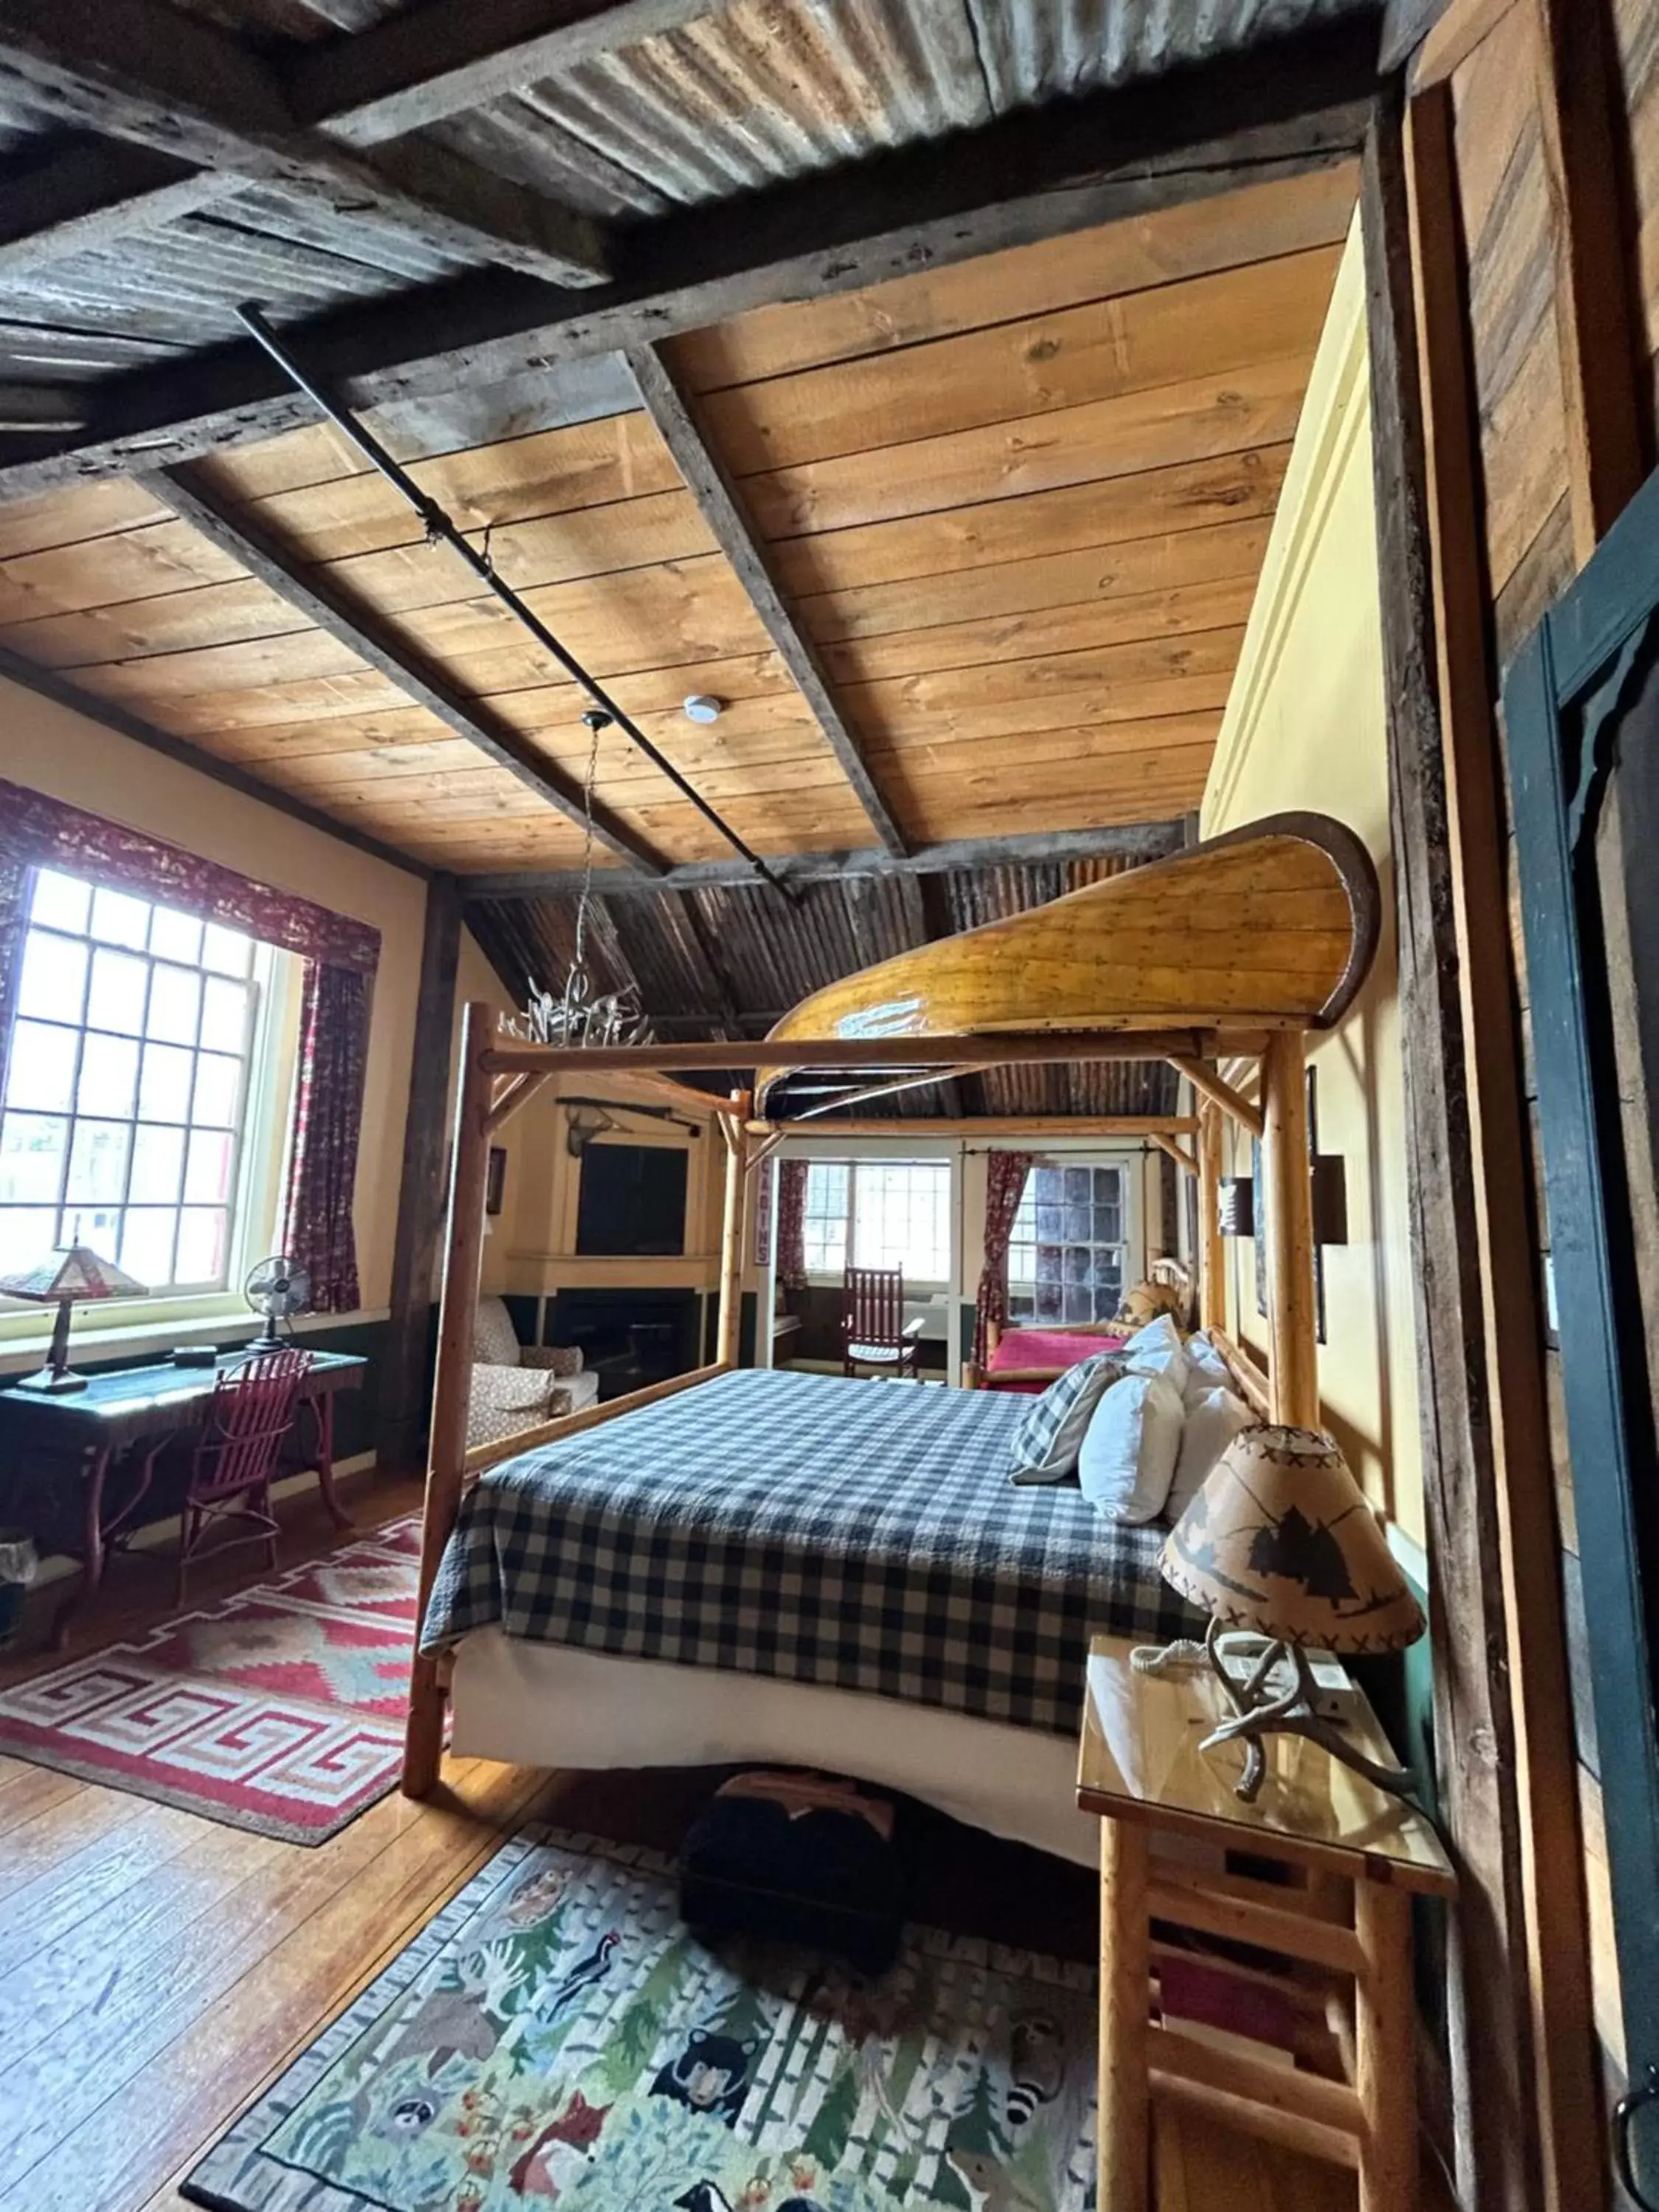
[1077,1633,1455,2212]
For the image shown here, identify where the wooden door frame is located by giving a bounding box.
[1504,466,1659,2207]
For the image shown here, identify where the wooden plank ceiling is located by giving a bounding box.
[0,163,1354,876]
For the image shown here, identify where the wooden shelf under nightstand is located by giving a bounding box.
[1077,1633,1455,2212]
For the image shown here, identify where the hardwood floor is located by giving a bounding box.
[0,1479,1449,2211]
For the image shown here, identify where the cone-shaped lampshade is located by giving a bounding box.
[0,1242,147,1301]
[1161,1423,1425,1655]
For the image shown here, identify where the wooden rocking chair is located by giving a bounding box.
[841,1267,925,1380]
[175,1345,312,1602]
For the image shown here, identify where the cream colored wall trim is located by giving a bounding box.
[1204,218,1371,835]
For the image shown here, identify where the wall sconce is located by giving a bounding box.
[1218,1175,1254,1238]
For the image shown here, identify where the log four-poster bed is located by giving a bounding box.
[405,813,1379,1865]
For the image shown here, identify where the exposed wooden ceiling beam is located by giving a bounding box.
[0,643,429,876]
[284,0,726,147]
[462,821,1189,899]
[142,462,667,876]
[0,17,1380,497]
[0,0,608,286]
[625,341,907,859]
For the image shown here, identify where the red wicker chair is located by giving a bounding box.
[175,1346,312,1602]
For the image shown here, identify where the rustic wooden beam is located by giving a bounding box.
[0,641,429,877]
[142,462,665,877]
[0,0,608,286]
[486,1029,1275,1076]
[1406,81,1604,2212]
[0,16,1380,495]
[0,142,243,278]
[1531,0,1648,563]
[626,341,908,858]
[379,873,462,1472]
[463,822,1189,899]
[1167,1053,1265,1139]
[1150,1130,1199,1176]
[1408,0,1517,87]
[1362,90,1541,2212]
[755,1115,1201,1138]
[284,0,726,147]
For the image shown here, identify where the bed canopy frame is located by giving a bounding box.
[403,810,1381,1795]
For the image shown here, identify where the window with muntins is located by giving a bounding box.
[801,1158,950,1284]
[1007,1161,1129,1324]
[0,868,275,1293]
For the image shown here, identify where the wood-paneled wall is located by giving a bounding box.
[1409,1,1659,2199]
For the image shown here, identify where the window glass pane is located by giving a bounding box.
[200,975,249,1053]
[17,932,87,1023]
[1036,1204,1062,1240]
[1063,1284,1091,1322]
[1035,1279,1062,1320]
[146,964,201,1046]
[90,886,150,948]
[86,947,147,1035]
[0,1205,56,1273]
[201,923,252,978]
[6,1021,78,1112]
[138,1043,194,1123]
[849,1159,949,1279]
[63,1203,120,1253]
[175,1207,227,1284]
[1034,1166,1062,1203]
[66,1120,131,1206]
[30,870,89,932]
[0,1113,68,1203]
[77,1032,139,1120]
[149,906,203,964]
[1093,1203,1120,1243]
[129,1123,185,1205]
[192,1053,241,1127]
[184,1127,234,1204]
[1063,1166,1090,1203]
[120,1208,177,1287]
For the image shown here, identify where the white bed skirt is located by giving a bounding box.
[450,1630,1099,1868]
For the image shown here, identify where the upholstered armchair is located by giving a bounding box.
[468,1295,599,1455]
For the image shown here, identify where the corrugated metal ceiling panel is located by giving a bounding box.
[469,851,1180,1118]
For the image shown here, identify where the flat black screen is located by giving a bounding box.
[575,1143,689,1256]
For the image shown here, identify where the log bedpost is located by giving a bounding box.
[716,1088,752,1368]
[1262,1029,1318,1427]
[1197,1099,1226,1335]
[403,998,495,1798]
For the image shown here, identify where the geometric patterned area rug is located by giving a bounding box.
[0,1515,422,1845]
[182,1826,1098,2212]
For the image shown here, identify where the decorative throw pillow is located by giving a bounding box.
[1119,1312,1191,1399]
[1180,1329,1232,1408]
[1007,1353,1124,1485]
[1165,1388,1256,1521]
[1077,1370,1186,1523]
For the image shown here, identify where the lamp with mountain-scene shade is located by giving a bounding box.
[0,1243,148,1394]
[1155,1422,1425,1804]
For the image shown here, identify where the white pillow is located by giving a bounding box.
[1077,1370,1185,1523]
[1166,1388,1255,1521]
[1180,1329,1231,1408]
[1118,1312,1190,1398]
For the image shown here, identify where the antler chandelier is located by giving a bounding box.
[500,710,654,1051]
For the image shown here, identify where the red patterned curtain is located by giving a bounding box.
[0,779,380,1311]
[776,1158,810,1291]
[973,1150,1034,1365]
[282,964,370,1312]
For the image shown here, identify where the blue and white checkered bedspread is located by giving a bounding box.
[422,1368,1201,1739]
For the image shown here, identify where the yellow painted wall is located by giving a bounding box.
[1,680,430,1326]
[1200,220,1425,1548]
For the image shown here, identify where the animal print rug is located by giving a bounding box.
[182,1825,1098,2212]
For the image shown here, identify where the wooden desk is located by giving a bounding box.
[1077,1635,1454,2212]
[0,1350,365,1644]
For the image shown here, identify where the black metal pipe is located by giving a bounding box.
[234,302,789,890]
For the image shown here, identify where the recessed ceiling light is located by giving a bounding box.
[683,695,723,723]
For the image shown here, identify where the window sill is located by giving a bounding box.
[0,1303,390,1376]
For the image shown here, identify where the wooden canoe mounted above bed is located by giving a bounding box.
[759,812,1380,1110]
